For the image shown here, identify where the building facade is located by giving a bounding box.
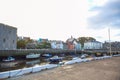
[66,36,81,50]
[49,40,64,49]
[84,41,103,49]
[103,41,120,51]
[0,23,17,50]
[63,42,68,50]
[38,38,48,43]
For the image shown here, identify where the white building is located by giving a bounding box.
[84,41,103,49]
[75,43,81,50]
[73,40,81,50]
[49,40,63,49]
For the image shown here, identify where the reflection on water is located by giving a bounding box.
[0,57,50,72]
[0,55,74,72]
[0,61,26,72]
[26,59,40,67]
[0,62,19,68]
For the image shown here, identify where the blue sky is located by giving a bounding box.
[88,0,120,29]
[0,0,120,42]
[88,0,120,42]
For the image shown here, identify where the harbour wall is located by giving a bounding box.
[0,49,119,57]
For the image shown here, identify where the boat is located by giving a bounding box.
[42,53,52,58]
[26,53,40,59]
[72,57,80,60]
[49,56,62,62]
[2,56,15,62]
[80,54,88,59]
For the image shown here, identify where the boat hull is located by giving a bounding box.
[26,54,40,59]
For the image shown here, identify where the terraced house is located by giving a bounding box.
[0,23,17,50]
[84,41,103,49]
[49,40,64,49]
[66,36,81,50]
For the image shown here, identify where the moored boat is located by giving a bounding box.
[49,56,62,62]
[2,56,15,62]
[42,53,52,58]
[26,53,40,59]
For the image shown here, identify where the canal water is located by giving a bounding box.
[0,54,76,72]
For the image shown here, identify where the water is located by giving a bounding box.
[0,55,74,72]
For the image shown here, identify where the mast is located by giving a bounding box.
[108,27,112,56]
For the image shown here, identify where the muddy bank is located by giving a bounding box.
[6,57,120,80]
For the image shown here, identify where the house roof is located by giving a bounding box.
[49,40,64,44]
[0,23,17,30]
[66,36,79,44]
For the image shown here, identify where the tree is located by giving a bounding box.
[77,37,96,48]
[36,42,51,49]
[42,42,51,48]
[17,38,34,49]
[17,40,26,49]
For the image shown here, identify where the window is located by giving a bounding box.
[3,38,6,43]
[13,40,15,44]
[9,30,11,34]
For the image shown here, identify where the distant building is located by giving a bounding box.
[0,23,17,50]
[63,42,68,50]
[84,41,103,49]
[49,40,64,49]
[66,36,81,50]
[103,41,120,51]
[38,38,48,43]
[75,43,81,50]
[23,37,30,41]
[17,36,23,40]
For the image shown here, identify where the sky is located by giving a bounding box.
[0,0,120,42]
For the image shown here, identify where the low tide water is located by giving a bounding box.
[0,55,74,72]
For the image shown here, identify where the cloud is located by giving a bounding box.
[88,0,120,29]
[95,36,103,39]
[115,33,120,37]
